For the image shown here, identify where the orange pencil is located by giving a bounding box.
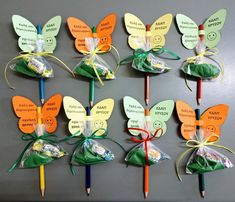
[144,165,149,198]
[145,73,150,106]
[144,108,150,198]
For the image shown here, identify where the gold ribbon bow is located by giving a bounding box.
[175,133,234,181]
[77,44,120,86]
[4,51,74,89]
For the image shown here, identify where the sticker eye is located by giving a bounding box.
[45,37,53,45]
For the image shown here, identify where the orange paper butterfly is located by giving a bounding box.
[12,94,62,134]
[67,13,116,53]
[176,100,229,141]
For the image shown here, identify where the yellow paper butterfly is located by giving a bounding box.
[124,13,173,50]
[63,96,114,136]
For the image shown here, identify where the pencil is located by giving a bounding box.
[195,108,205,198]
[85,106,91,195]
[36,24,46,196]
[145,73,150,106]
[40,78,45,104]
[144,165,149,198]
[37,107,45,197]
[144,108,150,198]
[145,24,151,106]
[89,79,94,108]
[197,24,204,106]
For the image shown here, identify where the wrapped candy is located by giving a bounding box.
[5,15,73,89]
[176,10,227,85]
[123,96,174,167]
[186,146,233,174]
[67,14,119,86]
[175,100,234,181]
[70,133,115,166]
[181,41,223,80]
[63,96,123,171]
[9,125,67,171]
[9,94,66,171]
[125,141,170,166]
[73,38,115,81]
[120,13,180,74]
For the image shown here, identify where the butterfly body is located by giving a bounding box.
[176,9,227,49]
[12,15,62,52]
[12,94,62,134]
[123,96,174,137]
[63,96,114,136]
[124,13,173,50]
[67,13,116,53]
[176,100,229,141]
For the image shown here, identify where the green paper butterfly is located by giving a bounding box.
[12,15,62,52]
[123,96,174,137]
[176,9,227,49]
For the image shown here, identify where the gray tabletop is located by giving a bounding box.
[0,0,235,201]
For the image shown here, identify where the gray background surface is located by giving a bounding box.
[0,0,235,201]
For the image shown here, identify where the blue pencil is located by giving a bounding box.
[85,106,91,195]
[36,24,45,104]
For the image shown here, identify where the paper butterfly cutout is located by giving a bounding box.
[63,96,114,136]
[12,94,62,134]
[176,9,227,49]
[12,15,62,52]
[67,13,116,53]
[124,13,173,50]
[176,100,229,141]
[123,96,174,137]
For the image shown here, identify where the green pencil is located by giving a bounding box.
[195,109,205,198]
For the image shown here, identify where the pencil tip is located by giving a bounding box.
[41,99,45,105]
[145,99,149,106]
[197,98,201,106]
[201,191,205,198]
[144,192,148,199]
[86,188,90,196]
[90,101,93,108]
[41,189,45,197]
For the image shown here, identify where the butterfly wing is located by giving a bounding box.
[67,17,92,53]
[96,13,116,51]
[42,16,62,52]
[150,13,173,48]
[12,15,37,52]
[42,94,62,133]
[124,13,146,50]
[204,9,227,48]
[176,100,197,140]
[150,100,174,137]
[176,14,198,49]
[201,104,229,141]
[91,98,114,136]
[63,96,86,136]
[123,96,145,136]
[12,96,37,134]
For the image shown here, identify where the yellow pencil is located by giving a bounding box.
[37,107,45,197]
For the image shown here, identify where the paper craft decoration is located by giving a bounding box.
[176,9,226,80]
[120,13,180,74]
[67,14,119,85]
[10,94,66,170]
[5,15,72,88]
[63,96,115,165]
[123,96,174,166]
[176,100,233,178]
